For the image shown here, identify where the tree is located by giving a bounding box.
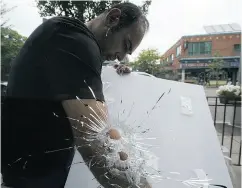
[1,0,17,27]
[208,52,224,87]
[129,49,161,76]
[1,27,27,81]
[157,56,170,78]
[36,0,151,22]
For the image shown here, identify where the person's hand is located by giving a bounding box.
[106,128,152,188]
[82,127,152,188]
[138,176,152,188]
[113,64,131,75]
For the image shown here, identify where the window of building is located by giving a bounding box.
[166,57,169,62]
[176,45,181,57]
[204,42,212,54]
[234,44,241,52]
[200,42,205,54]
[188,42,212,56]
[171,54,174,61]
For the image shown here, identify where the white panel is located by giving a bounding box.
[65,67,233,188]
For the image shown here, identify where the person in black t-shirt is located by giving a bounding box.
[2,2,150,188]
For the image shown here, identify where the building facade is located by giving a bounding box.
[161,32,241,83]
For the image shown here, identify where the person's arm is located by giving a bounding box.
[45,20,150,187]
[62,99,151,188]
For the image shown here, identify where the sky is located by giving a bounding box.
[3,0,242,61]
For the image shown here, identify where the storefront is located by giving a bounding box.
[179,57,240,84]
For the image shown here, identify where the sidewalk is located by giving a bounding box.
[233,165,241,188]
[204,87,241,188]
[217,127,241,188]
[204,87,218,97]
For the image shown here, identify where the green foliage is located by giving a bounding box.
[159,56,170,72]
[1,0,17,27]
[129,49,161,76]
[1,27,27,81]
[208,52,224,71]
[208,52,225,87]
[36,0,151,22]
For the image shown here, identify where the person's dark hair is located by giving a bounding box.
[106,2,149,34]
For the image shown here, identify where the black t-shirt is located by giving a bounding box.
[2,17,104,187]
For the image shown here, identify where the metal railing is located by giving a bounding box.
[207,96,241,166]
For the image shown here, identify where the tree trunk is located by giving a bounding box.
[216,71,219,87]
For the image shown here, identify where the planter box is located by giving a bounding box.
[219,96,241,104]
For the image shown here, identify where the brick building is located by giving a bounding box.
[161,31,241,83]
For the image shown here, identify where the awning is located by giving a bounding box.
[180,57,240,69]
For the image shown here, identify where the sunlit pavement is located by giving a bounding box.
[204,87,218,97]
[204,87,241,188]
[232,166,241,188]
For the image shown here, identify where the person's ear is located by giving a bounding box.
[105,8,121,28]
